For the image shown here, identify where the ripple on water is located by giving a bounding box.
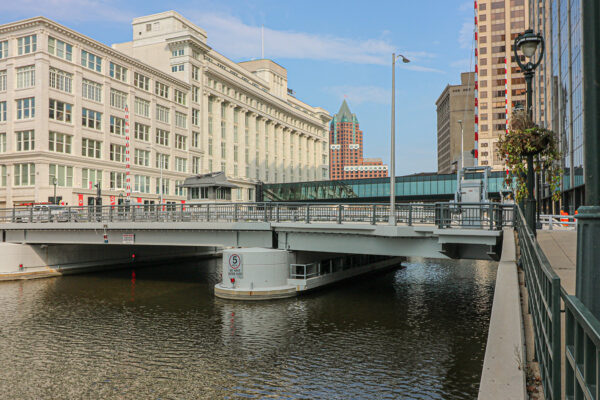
[0,257,496,399]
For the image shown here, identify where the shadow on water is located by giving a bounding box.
[0,255,497,399]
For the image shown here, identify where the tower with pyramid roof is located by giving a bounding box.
[329,100,388,180]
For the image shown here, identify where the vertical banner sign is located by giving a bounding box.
[505,57,510,182]
[110,195,116,206]
[78,194,84,206]
[137,197,142,204]
[474,0,479,165]
[228,253,243,279]
[124,105,131,203]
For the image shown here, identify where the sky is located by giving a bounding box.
[0,0,476,175]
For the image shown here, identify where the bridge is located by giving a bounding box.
[0,202,513,261]
[258,170,511,202]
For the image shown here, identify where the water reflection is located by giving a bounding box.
[0,256,496,399]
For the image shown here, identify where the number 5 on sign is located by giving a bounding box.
[228,254,243,279]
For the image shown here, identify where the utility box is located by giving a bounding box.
[461,180,482,227]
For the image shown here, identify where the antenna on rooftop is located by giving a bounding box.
[261,25,265,59]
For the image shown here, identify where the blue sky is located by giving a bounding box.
[0,0,475,175]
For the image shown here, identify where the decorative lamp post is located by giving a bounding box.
[389,52,410,225]
[514,29,544,235]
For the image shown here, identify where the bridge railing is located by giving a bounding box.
[515,205,600,399]
[0,202,515,229]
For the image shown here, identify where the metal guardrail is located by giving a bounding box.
[515,205,600,399]
[0,202,515,229]
[539,214,577,230]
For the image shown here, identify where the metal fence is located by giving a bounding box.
[515,205,600,399]
[0,202,515,229]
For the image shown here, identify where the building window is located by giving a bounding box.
[208,116,213,135]
[0,101,6,122]
[156,153,169,170]
[17,35,36,55]
[48,37,72,61]
[155,82,169,98]
[155,128,169,146]
[156,104,169,123]
[82,168,102,189]
[1,165,6,187]
[16,130,34,151]
[192,109,200,126]
[175,134,187,150]
[192,131,200,148]
[110,115,125,136]
[0,41,7,59]
[0,133,5,153]
[134,97,150,118]
[221,121,226,139]
[82,108,102,130]
[109,62,128,82]
[81,50,102,72]
[49,99,72,123]
[134,149,150,167]
[110,171,126,189]
[49,132,72,153]
[190,187,208,200]
[175,157,187,172]
[16,65,35,89]
[14,163,35,186]
[171,49,184,57]
[174,90,186,106]
[110,88,127,110]
[192,66,199,81]
[192,156,201,174]
[175,180,186,197]
[175,111,187,129]
[192,86,199,103]
[208,138,213,156]
[0,70,6,92]
[49,164,73,187]
[134,175,150,193]
[171,64,184,72]
[82,79,102,102]
[82,138,102,158]
[134,72,149,91]
[134,122,150,142]
[221,142,226,158]
[49,68,72,93]
[155,178,170,195]
[110,143,126,162]
[16,98,35,120]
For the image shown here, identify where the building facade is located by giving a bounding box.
[528,0,584,213]
[0,12,330,208]
[329,100,387,180]
[475,0,528,170]
[436,72,476,174]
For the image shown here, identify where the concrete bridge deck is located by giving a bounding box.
[537,230,577,294]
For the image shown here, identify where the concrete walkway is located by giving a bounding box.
[537,231,577,294]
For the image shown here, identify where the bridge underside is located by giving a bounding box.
[1,222,503,261]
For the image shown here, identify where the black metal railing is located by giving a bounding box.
[0,202,515,229]
[515,204,600,399]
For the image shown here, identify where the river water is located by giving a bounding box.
[0,257,496,399]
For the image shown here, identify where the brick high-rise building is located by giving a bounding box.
[475,0,528,170]
[329,100,387,180]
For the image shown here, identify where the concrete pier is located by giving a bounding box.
[214,247,403,300]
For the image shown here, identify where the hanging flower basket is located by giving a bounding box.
[498,110,562,202]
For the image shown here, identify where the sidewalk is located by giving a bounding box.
[536,230,577,294]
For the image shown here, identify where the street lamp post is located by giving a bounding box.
[389,53,410,225]
[458,120,464,170]
[52,178,58,205]
[514,29,544,235]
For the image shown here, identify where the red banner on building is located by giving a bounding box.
[110,196,115,205]
[78,194,84,206]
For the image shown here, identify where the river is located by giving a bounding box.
[0,257,496,399]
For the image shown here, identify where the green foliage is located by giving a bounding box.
[498,110,562,202]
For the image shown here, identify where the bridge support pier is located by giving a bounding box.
[214,248,405,301]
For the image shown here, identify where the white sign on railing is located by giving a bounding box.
[122,234,135,244]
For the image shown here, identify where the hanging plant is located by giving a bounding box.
[497,110,562,202]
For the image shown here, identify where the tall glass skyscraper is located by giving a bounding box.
[530,0,584,213]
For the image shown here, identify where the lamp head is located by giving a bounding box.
[516,29,541,59]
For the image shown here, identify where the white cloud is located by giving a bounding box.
[459,1,473,12]
[324,85,391,106]
[0,0,133,23]
[450,58,473,70]
[185,11,438,67]
[459,19,474,49]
